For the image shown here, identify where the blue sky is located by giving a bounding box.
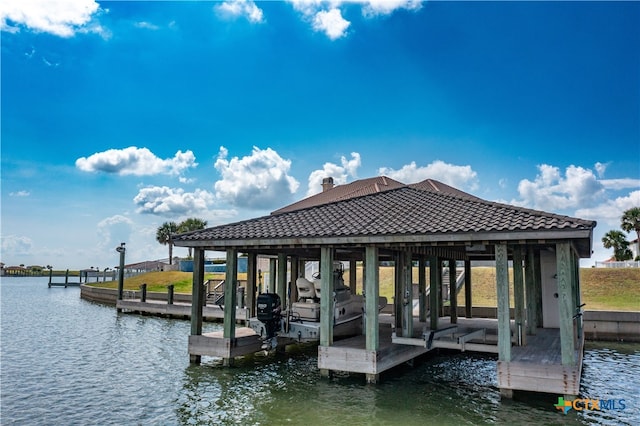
[2,0,639,270]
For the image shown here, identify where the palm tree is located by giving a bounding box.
[621,207,640,260]
[156,221,178,264]
[601,230,633,261]
[178,217,208,258]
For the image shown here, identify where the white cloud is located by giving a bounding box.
[600,178,640,190]
[288,0,422,39]
[214,146,300,209]
[361,0,423,17]
[510,162,640,264]
[97,215,134,250]
[134,21,159,30]
[9,190,30,197]
[575,190,640,228]
[313,8,350,39]
[378,160,479,191]
[134,186,214,216]
[594,161,608,178]
[76,147,197,177]
[516,164,606,211]
[215,0,264,23]
[0,0,104,37]
[1,235,33,256]
[306,152,361,197]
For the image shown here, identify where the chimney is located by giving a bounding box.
[321,177,334,192]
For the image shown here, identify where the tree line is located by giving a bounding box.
[156,218,207,264]
[602,207,640,261]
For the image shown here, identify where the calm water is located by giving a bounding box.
[1,277,638,425]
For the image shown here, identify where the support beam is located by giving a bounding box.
[268,258,277,293]
[534,250,543,328]
[365,246,379,352]
[246,253,257,318]
[189,248,205,364]
[320,247,334,347]
[349,260,357,294]
[464,259,472,318]
[223,249,238,339]
[525,247,537,335]
[402,251,413,337]
[438,261,444,318]
[290,256,299,304]
[418,255,427,323]
[573,250,583,340]
[495,243,511,362]
[512,246,526,346]
[394,253,402,332]
[449,259,457,324]
[222,249,238,367]
[429,256,440,330]
[277,253,287,309]
[556,242,577,366]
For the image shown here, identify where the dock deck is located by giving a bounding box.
[116,298,250,322]
[320,315,583,395]
[498,328,584,395]
[319,316,501,380]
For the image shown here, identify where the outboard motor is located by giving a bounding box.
[257,293,282,339]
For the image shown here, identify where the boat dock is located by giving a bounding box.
[116,297,251,322]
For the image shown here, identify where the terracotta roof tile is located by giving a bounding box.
[174,186,596,245]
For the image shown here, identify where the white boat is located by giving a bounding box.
[249,264,386,348]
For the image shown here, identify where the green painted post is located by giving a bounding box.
[429,256,439,330]
[449,259,457,324]
[290,256,299,304]
[320,247,334,347]
[402,251,413,338]
[534,250,543,328]
[496,243,511,362]
[394,252,402,333]
[365,246,379,352]
[189,248,205,364]
[525,247,537,335]
[418,255,427,323]
[464,259,472,318]
[556,242,576,366]
[349,260,357,294]
[246,253,257,317]
[223,249,238,340]
[438,261,444,318]
[573,251,583,340]
[277,253,287,309]
[512,246,525,346]
[269,258,277,293]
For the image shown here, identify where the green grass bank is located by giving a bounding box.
[90,267,640,311]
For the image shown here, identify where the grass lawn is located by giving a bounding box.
[90,267,640,311]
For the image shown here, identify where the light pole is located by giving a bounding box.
[116,243,126,305]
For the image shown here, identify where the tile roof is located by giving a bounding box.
[173,184,596,255]
[271,176,405,214]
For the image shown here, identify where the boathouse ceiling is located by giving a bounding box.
[172,177,596,260]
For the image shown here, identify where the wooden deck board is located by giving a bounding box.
[116,298,250,321]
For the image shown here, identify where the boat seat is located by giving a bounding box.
[296,277,316,301]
